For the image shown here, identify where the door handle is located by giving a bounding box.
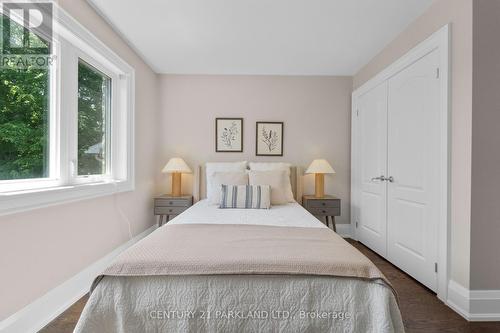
[371,175,394,182]
[371,175,386,182]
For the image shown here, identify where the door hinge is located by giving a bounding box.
[356,221,359,228]
[356,109,359,117]
[435,262,438,273]
[436,67,440,79]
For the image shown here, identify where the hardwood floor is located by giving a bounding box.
[347,240,500,333]
[40,239,500,333]
[39,296,88,333]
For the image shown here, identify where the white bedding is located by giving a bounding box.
[75,201,404,333]
[169,199,326,228]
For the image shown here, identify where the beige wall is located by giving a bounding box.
[470,0,500,290]
[2,0,492,322]
[353,0,473,287]
[157,75,352,225]
[0,0,160,320]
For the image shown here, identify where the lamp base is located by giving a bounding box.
[171,172,182,197]
[314,173,325,198]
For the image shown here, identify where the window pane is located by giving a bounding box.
[3,10,50,54]
[0,14,50,180]
[77,60,111,176]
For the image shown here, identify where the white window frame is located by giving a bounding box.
[0,5,135,216]
[0,10,60,193]
[69,48,117,184]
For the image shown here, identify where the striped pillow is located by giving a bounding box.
[219,185,271,209]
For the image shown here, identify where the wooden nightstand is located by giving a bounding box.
[302,195,341,232]
[154,195,193,227]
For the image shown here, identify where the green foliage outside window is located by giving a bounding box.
[77,60,110,176]
[0,66,49,180]
[0,14,111,180]
[0,14,50,180]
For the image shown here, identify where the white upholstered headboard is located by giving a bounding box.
[193,165,303,203]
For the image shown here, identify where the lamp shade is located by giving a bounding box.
[305,159,335,174]
[162,158,192,174]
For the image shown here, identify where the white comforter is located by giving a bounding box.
[75,201,404,333]
[169,200,326,228]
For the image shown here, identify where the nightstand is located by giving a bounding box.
[154,195,193,227]
[302,195,341,232]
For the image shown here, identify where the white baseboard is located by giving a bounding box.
[336,223,352,238]
[0,225,156,333]
[447,280,471,319]
[447,279,500,321]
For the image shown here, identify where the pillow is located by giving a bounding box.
[206,161,247,201]
[248,170,289,205]
[219,185,271,209]
[248,162,294,202]
[208,172,248,205]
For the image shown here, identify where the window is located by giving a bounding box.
[0,60,51,180]
[0,13,51,181]
[77,60,111,176]
[0,5,134,215]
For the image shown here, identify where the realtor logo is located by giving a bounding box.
[1,1,54,68]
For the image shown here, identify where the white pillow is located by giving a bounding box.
[248,170,289,205]
[208,172,248,205]
[248,162,294,202]
[206,162,247,201]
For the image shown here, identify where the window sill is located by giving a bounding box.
[0,180,134,216]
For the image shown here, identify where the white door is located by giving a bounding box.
[386,49,441,291]
[357,82,388,256]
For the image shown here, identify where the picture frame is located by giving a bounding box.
[256,121,284,156]
[215,118,243,152]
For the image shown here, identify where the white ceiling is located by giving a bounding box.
[87,0,434,75]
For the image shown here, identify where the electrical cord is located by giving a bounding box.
[112,182,133,240]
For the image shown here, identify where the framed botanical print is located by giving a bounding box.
[256,121,283,156]
[215,118,243,152]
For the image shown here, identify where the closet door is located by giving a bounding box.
[357,82,388,256]
[386,49,441,291]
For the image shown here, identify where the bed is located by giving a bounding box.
[75,165,404,333]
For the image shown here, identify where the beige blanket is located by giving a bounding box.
[93,224,395,296]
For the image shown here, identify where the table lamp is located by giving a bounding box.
[305,159,336,198]
[162,158,192,197]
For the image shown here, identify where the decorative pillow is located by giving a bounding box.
[248,162,294,202]
[208,172,248,205]
[206,161,247,201]
[220,185,271,209]
[248,170,288,205]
